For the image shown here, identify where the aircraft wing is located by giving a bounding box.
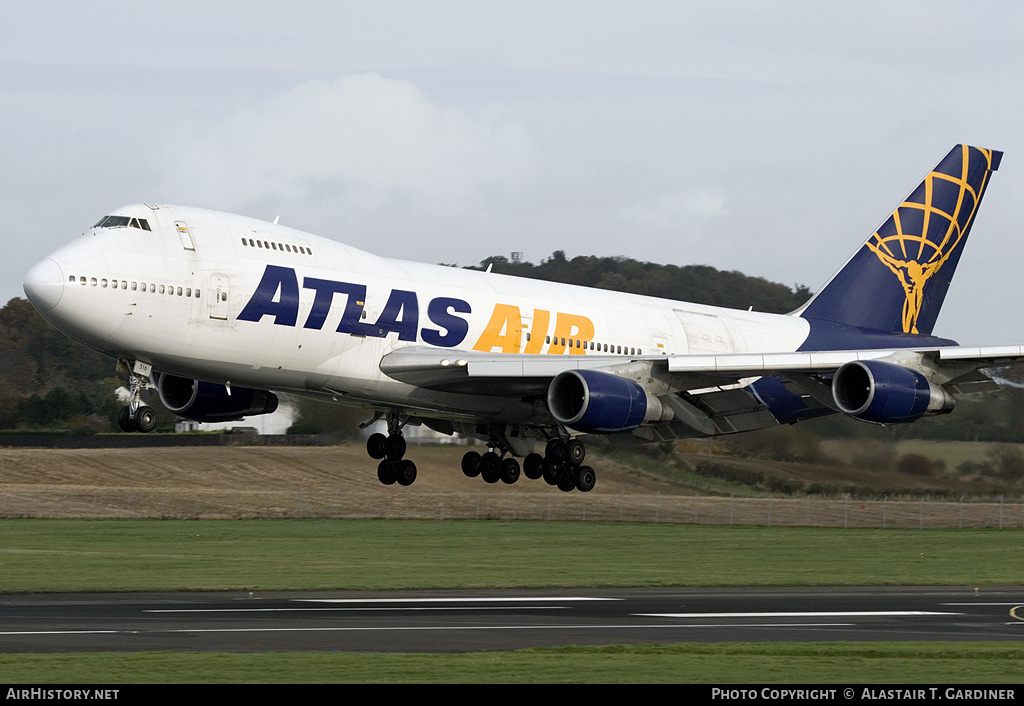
[381,343,1024,438]
[380,344,1024,395]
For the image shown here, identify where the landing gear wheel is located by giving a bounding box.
[523,453,544,480]
[542,460,558,485]
[480,452,501,483]
[395,459,417,486]
[499,457,520,484]
[377,460,397,485]
[461,451,482,477]
[118,406,135,432]
[545,438,566,464]
[574,465,596,492]
[384,434,406,461]
[366,433,387,460]
[566,438,586,466]
[556,467,576,492]
[134,406,157,433]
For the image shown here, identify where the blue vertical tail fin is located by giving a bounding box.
[798,144,1001,338]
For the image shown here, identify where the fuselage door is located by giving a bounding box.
[209,274,229,320]
[674,309,735,354]
[174,220,196,251]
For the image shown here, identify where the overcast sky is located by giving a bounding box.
[3,1,1022,344]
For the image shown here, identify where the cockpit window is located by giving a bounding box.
[94,215,130,228]
[93,215,151,231]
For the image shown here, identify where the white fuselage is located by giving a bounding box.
[26,204,811,424]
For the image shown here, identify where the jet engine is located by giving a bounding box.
[547,369,665,434]
[155,373,279,423]
[831,360,954,424]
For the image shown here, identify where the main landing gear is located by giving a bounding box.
[118,363,157,433]
[461,437,595,493]
[365,414,596,492]
[366,413,417,486]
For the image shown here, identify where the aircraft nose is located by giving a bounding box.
[23,258,65,312]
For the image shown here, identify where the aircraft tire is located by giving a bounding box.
[542,461,558,485]
[377,460,397,485]
[395,459,417,486]
[499,457,520,484]
[135,406,157,433]
[461,451,482,477]
[118,406,135,432]
[523,453,544,480]
[556,468,576,492]
[366,433,387,459]
[480,452,501,483]
[566,439,586,466]
[545,438,566,464]
[384,434,406,461]
[575,465,596,492]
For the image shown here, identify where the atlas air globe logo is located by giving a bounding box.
[864,145,997,335]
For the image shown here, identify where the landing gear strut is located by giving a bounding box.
[118,361,157,433]
[367,411,416,486]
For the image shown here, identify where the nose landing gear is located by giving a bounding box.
[117,361,157,433]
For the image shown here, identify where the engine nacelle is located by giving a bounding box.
[547,369,664,433]
[831,360,954,424]
[155,373,279,423]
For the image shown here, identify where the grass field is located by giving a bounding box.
[2,518,1023,591]
[3,519,1022,683]
[0,518,1019,684]
[2,643,1023,684]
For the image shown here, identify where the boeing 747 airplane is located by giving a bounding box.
[22,144,1020,492]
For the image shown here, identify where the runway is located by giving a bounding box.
[2,587,1022,653]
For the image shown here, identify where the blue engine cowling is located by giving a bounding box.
[547,369,654,433]
[831,360,954,424]
[155,373,279,423]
